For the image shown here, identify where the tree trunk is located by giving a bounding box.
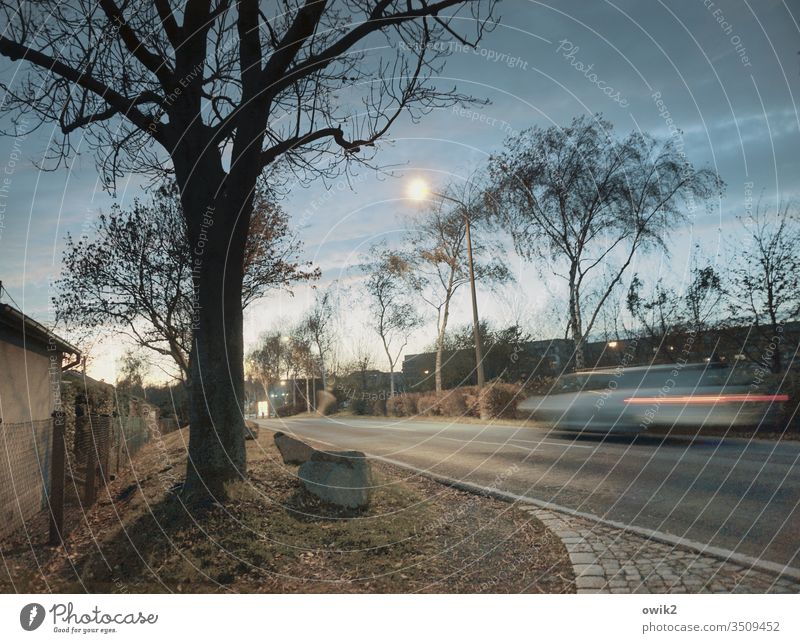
[770,319,783,375]
[568,266,585,371]
[434,300,451,394]
[179,170,249,502]
[383,338,396,397]
[320,359,327,390]
[170,89,265,502]
[305,377,311,413]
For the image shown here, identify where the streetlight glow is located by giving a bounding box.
[407,178,429,201]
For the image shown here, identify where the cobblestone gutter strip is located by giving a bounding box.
[373,456,800,593]
[527,508,798,594]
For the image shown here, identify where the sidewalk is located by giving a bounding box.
[526,507,799,593]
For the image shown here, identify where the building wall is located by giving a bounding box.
[0,324,59,424]
[0,326,62,539]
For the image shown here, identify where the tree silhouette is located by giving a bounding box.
[54,183,318,382]
[487,115,721,369]
[0,1,497,498]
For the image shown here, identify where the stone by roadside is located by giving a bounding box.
[528,507,799,594]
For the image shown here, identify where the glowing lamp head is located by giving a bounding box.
[407,178,430,201]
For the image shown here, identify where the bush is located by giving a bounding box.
[524,375,558,396]
[479,382,524,419]
[449,385,480,417]
[351,397,370,415]
[387,393,420,416]
[274,402,304,417]
[464,393,480,417]
[417,395,440,416]
[371,397,387,416]
[438,390,467,417]
[386,395,404,416]
[318,390,339,415]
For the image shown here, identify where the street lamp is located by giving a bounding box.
[407,178,486,388]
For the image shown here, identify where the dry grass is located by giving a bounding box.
[1,428,573,594]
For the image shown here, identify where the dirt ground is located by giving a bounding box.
[0,428,574,594]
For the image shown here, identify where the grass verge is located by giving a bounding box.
[1,428,573,593]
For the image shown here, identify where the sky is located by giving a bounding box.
[0,0,798,383]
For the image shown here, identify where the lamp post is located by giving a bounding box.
[407,179,486,388]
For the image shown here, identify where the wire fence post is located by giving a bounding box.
[48,413,65,545]
[83,416,97,507]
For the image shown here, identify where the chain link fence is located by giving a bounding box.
[0,413,170,547]
[0,419,53,540]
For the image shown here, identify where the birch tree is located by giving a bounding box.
[487,115,721,369]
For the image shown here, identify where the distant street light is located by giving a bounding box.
[407,178,486,388]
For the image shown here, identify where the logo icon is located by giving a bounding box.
[20,603,45,631]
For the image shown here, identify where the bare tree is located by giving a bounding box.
[364,248,421,396]
[347,338,377,391]
[727,201,800,373]
[406,190,510,393]
[300,287,338,390]
[116,349,149,399]
[487,115,721,369]
[288,327,316,413]
[0,0,497,498]
[55,182,318,381]
[626,260,724,362]
[247,332,288,417]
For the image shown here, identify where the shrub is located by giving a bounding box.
[417,395,440,416]
[317,390,339,415]
[386,395,404,416]
[387,392,421,416]
[453,386,480,417]
[351,397,370,415]
[274,402,304,417]
[406,393,422,416]
[464,393,480,417]
[524,375,558,396]
[371,397,387,416]
[438,390,467,417]
[479,382,524,419]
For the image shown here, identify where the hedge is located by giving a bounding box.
[478,382,525,419]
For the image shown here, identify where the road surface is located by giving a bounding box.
[256,416,800,569]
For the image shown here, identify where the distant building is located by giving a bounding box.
[401,321,800,387]
[402,338,573,389]
[587,321,800,373]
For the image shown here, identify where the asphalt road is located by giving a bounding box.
[256,416,800,569]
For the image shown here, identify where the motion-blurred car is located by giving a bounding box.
[518,362,787,434]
